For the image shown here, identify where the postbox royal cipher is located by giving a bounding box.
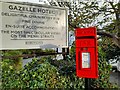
[75,27,98,78]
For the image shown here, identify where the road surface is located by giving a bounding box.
[109,71,120,87]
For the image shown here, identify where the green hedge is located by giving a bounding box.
[1,57,84,89]
[0,48,119,89]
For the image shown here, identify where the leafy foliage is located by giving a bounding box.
[1,47,119,89]
[99,39,120,60]
[1,50,23,70]
[1,56,84,89]
[91,47,118,88]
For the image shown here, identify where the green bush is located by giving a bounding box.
[1,47,119,89]
[1,50,23,70]
[91,47,118,88]
[1,57,84,89]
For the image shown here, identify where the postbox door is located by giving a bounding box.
[76,48,98,78]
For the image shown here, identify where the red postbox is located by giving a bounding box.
[75,27,98,78]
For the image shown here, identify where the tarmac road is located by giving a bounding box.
[22,58,33,67]
[109,71,120,87]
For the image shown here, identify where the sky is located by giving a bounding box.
[1,0,48,4]
[0,0,45,4]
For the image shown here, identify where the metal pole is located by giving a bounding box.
[67,47,69,55]
[56,48,59,54]
[62,48,66,60]
[85,78,91,90]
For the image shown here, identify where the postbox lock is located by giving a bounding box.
[83,48,88,51]
[81,48,88,51]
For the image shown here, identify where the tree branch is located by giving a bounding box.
[97,31,120,48]
[109,2,117,13]
[97,31,117,38]
[109,2,120,37]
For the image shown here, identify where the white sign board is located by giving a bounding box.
[82,52,90,68]
[0,1,68,50]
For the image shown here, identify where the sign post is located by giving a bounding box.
[75,27,98,89]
